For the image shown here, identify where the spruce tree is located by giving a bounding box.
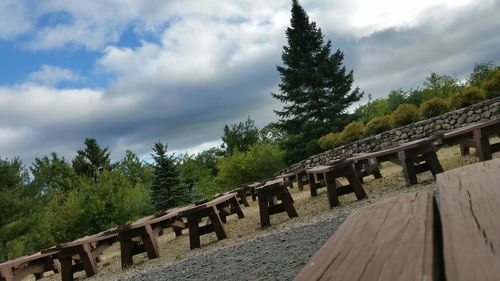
[150,142,187,211]
[72,138,111,184]
[272,0,363,163]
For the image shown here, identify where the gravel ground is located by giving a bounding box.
[119,214,347,281]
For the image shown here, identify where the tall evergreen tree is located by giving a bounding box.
[0,157,35,261]
[150,142,187,211]
[272,0,362,163]
[72,138,111,184]
[221,117,259,154]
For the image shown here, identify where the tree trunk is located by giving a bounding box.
[1,240,8,262]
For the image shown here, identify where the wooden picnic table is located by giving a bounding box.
[256,179,298,228]
[352,137,443,186]
[295,158,500,281]
[247,182,264,201]
[343,154,382,182]
[178,192,244,249]
[117,208,189,269]
[437,118,500,161]
[0,250,60,281]
[306,160,367,208]
[42,229,119,281]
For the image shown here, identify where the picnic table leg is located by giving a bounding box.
[281,188,299,218]
[239,189,250,207]
[423,151,444,177]
[324,172,340,208]
[460,144,470,156]
[369,158,383,179]
[119,238,134,269]
[229,197,245,219]
[1,267,14,281]
[80,244,97,278]
[59,257,74,281]
[473,130,492,161]
[258,192,271,228]
[208,206,227,241]
[398,151,418,186]
[296,172,305,191]
[345,169,368,201]
[308,173,318,197]
[142,225,160,259]
[187,215,201,250]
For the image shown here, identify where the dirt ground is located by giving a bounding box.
[37,143,486,281]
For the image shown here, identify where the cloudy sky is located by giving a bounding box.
[1,0,499,164]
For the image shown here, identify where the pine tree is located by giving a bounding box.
[72,138,111,184]
[272,0,363,163]
[150,142,187,211]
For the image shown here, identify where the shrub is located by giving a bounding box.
[365,115,392,135]
[318,133,341,150]
[482,70,500,99]
[449,87,484,109]
[390,104,420,127]
[419,98,450,118]
[340,122,365,144]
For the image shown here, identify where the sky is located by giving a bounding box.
[1,0,500,164]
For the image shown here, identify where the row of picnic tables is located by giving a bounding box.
[2,117,500,281]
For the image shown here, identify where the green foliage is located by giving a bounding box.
[354,95,389,124]
[339,122,365,144]
[421,72,461,100]
[419,98,450,118]
[272,0,362,164]
[72,138,111,183]
[390,104,420,127]
[176,153,220,201]
[216,142,285,189]
[450,87,484,109]
[0,157,35,261]
[365,115,392,136]
[222,117,259,154]
[482,70,500,99]
[259,123,285,144]
[150,142,189,211]
[386,89,408,111]
[467,62,500,87]
[114,150,154,186]
[31,152,78,195]
[318,132,341,150]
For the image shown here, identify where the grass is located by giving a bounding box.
[40,142,492,281]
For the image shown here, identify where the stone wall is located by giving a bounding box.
[284,97,500,173]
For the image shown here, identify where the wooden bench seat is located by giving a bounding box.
[295,157,500,281]
[437,118,500,161]
[256,179,298,228]
[294,190,438,281]
[306,160,367,208]
[437,158,500,280]
[0,250,60,281]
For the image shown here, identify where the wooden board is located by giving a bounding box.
[294,190,438,281]
[437,158,500,281]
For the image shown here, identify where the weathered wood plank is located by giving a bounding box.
[294,190,438,281]
[437,158,500,281]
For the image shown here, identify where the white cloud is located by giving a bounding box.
[0,0,33,39]
[28,65,83,86]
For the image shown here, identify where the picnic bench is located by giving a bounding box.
[294,158,500,281]
[344,154,382,182]
[256,179,298,228]
[228,186,250,207]
[0,250,60,281]
[178,192,244,249]
[43,229,119,281]
[247,182,264,201]
[437,118,500,161]
[117,209,187,269]
[353,137,443,186]
[306,160,367,208]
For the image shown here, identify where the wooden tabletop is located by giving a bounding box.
[442,118,500,138]
[0,250,58,268]
[178,193,238,216]
[306,160,353,174]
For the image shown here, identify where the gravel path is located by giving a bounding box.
[119,215,347,281]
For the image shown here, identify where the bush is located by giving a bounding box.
[318,133,341,150]
[216,142,285,189]
[419,98,449,118]
[390,104,420,127]
[449,87,484,109]
[365,115,392,135]
[482,70,500,99]
[339,122,365,144]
